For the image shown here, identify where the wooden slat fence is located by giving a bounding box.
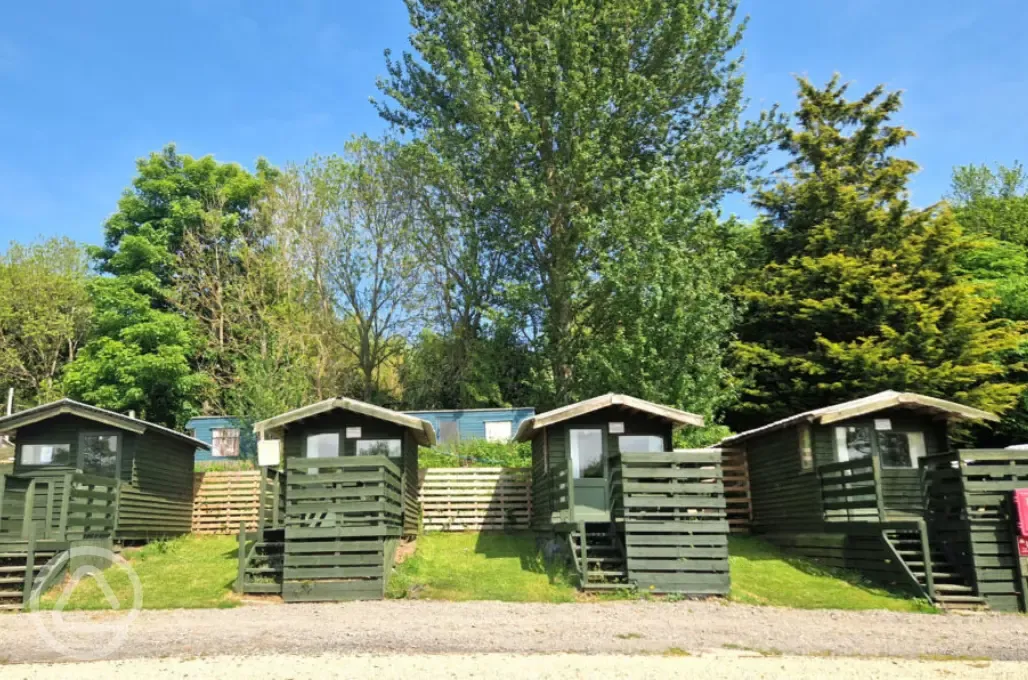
[922,449,1028,612]
[720,448,752,534]
[619,450,730,595]
[818,457,883,522]
[282,456,403,602]
[192,471,263,535]
[419,467,531,531]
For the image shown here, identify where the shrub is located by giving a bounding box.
[418,439,531,468]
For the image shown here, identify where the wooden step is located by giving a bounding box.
[934,583,974,593]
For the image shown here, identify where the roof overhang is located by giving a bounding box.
[254,398,437,447]
[0,399,210,450]
[718,391,1000,448]
[515,394,704,442]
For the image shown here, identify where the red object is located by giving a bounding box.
[1016,488,1028,538]
[1019,537,1028,558]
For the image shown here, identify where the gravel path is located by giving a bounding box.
[1,652,1024,680]
[1,600,1027,664]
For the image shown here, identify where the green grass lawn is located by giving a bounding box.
[40,535,240,611]
[389,531,934,612]
[728,535,936,613]
[387,531,577,602]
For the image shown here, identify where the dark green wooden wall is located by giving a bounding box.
[530,407,672,528]
[746,409,952,530]
[117,430,195,540]
[278,410,420,536]
[13,414,136,482]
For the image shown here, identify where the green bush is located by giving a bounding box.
[418,439,531,468]
[194,459,257,472]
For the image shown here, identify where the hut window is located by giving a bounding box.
[356,439,402,458]
[20,443,71,466]
[306,432,340,458]
[80,434,118,478]
[798,425,814,471]
[878,431,926,469]
[485,421,512,442]
[570,428,604,478]
[211,428,241,458]
[618,435,665,453]
[834,426,873,462]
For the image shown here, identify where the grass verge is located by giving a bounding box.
[729,535,936,613]
[40,535,240,611]
[388,531,577,602]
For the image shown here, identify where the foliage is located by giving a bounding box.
[0,238,92,405]
[387,531,576,602]
[729,536,935,612]
[949,163,1028,444]
[63,273,210,427]
[418,439,531,468]
[65,146,272,426]
[731,77,1025,429]
[378,0,778,414]
[39,535,240,611]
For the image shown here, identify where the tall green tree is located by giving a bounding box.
[731,77,1025,429]
[949,163,1028,444]
[65,145,271,425]
[377,0,777,411]
[0,238,92,405]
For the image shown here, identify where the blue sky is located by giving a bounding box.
[1,0,1025,246]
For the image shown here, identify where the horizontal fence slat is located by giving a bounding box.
[419,467,531,532]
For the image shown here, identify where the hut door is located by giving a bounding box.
[569,428,608,520]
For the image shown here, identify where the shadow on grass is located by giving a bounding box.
[729,535,934,607]
[474,530,574,586]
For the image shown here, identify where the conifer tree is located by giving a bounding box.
[731,77,1025,428]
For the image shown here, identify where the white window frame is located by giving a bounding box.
[484,420,513,442]
[211,428,241,458]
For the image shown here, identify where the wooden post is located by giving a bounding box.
[917,519,935,601]
[57,473,73,540]
[578,521,588,585]
[871,457,887,522]
[22,525,36,607]
[21,479,36,540]
[43,481,55,539]
[112,480,122,537]
[257,468,267,535]
[272,471,280,528]
[235,520,247,593]
[0,473,6,534]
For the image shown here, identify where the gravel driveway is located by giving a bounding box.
[2,652,1022,680]
[1,600,1026,664]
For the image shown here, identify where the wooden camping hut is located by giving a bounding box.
[0,398,206,610]
[719,390,1028,611]
[236,398,434,602]
[516,394,731,595]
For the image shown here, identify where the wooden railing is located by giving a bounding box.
[283,456,403,532]
[258,467,285,533]
[618,450,730,595]
[818,457,884,522]
[0,472,119,541]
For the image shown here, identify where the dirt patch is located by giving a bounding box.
[394,538,417,564]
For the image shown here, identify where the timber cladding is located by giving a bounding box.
[192,470,263,534]
[419,467,531,531]
[924,449,1028,612]
[620,450,730,595]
